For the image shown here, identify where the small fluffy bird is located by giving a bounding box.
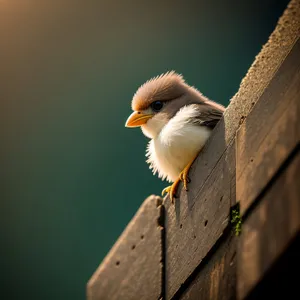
[125,71,225,203]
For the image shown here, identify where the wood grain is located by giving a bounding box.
[237,38,300,215]
[180,233,237,300]
[163,7,300,296]
[87,195,164,300]
[163,4,300,296]
[164,140,236,299]
[237,151,300,300]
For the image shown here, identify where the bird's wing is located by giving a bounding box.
[191,103,224,129]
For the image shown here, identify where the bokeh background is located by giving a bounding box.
[1,0,289,299]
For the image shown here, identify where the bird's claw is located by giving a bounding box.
[179,171,191,191]
[162,155,197,204]
[161,186,171,197]
[161,178,181,204]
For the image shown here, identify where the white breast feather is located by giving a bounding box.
[146,105,211,182]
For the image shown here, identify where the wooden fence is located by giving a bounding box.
[87,1,300,299]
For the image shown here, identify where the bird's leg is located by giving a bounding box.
[179,153,198,191]
[162,177,181,204]
[162,153,199,203]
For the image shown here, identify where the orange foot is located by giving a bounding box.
[161,177,181,204]
[161,154,198,204]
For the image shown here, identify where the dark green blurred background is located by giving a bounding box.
[1,0,289,299]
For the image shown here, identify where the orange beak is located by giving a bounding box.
[125,111,153,128]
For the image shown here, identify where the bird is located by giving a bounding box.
[125,71,225,203]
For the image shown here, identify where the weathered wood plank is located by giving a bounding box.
[236,38,300,215]
[87,195,164,300]
[242,233,300,299]
[164,140,236,299]
[180,233,237,300]
[237,151,300,300]
[164,2,300,297]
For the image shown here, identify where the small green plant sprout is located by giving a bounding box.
[231,204,242,236]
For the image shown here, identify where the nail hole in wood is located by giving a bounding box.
[220,196,223,202]
[131,245,135,250]
[239,116,245,125]
[116,261,120,266]
[204,220,208,227]
[141,234,144,239]
[180,224,183,229]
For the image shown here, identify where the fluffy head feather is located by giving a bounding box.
[131,71,187,111]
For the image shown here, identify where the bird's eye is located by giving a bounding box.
[150,101,164,112]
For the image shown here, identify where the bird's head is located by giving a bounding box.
[125,71,194,139]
